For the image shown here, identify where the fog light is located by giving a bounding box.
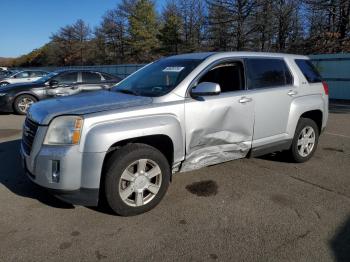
[52,160,60,183]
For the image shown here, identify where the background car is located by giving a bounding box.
[0,70,19,80]
[45,70,120,97]
[0,69,121,114]
[0,70,49,86]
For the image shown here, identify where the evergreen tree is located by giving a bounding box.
[158,1,183,55]
[127,0,159,62]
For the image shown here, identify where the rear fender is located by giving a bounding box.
[287,95,325,138]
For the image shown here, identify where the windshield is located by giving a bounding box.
[112,58,203,97]
[35,71,58,83]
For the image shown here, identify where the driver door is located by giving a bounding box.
[182,60,255,172]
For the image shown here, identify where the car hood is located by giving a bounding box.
[0,82,42,91]
[28,91,153,125]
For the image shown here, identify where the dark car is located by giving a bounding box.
[0,70,121,114]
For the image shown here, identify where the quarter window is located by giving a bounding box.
[295,59,322,83]
[101,73,115,81]
[246,58,293,89]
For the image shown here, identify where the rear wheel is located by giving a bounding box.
[288,118,319,163]
[104,143,171,216]
[14,94,37,115]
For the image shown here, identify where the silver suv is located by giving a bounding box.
[21,52,329,216]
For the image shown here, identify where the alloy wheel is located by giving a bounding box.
[297,126,316,157]
[118,159,162,207]
[17,97,35,113]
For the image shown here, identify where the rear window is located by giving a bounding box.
[82,72,102,83]
[53,72,78,84]
[295,59,322,83]
[246,58,293,89]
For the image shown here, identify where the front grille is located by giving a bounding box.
[22,118,39,155]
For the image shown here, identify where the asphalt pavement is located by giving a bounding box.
[0,108,350,262]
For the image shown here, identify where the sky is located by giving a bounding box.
[0,0,165,58]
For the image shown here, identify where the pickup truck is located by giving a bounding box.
[21,52,328,216]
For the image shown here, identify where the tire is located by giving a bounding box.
[288,118,319,163]
[104,143,171,216]
[13,94,37,115]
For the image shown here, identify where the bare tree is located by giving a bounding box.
[207,0,258,50]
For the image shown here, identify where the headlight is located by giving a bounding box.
[44,116,83,145]
[0,93,7,96]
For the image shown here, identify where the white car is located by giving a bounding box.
[0,70,48,86]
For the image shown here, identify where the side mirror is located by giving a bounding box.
[48,80,59,87]
[191,82,221,97]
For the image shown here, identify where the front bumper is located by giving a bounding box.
[24,164,99,206]
[20,130,106,206]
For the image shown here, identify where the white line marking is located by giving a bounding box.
[325,132,350,139]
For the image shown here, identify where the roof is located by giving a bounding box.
[167,52,216,60]
[52,69,107,73]
[168,51,308,60]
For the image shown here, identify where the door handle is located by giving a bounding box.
[239,97,252,103]
[287,90,298,96]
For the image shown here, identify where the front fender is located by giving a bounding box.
[286,95,326,138]
[80,114,184,163]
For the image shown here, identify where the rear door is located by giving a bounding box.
[183,60,255,171]
[245,58,297,147]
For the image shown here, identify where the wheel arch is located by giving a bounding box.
[287,95,326,138]
[103,134,175,168]
[299,110,323,134]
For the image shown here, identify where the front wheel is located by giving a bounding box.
[13,94,37,115]
[288,118,319,163]
[104,143,171,216]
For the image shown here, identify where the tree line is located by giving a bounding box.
[11,0,350,67]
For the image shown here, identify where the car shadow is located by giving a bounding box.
[0,139,74,209]
[256,151,293,163]
[330,216,350,262]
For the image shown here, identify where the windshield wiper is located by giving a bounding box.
[116,89,139,96]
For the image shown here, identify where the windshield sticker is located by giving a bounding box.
[163,67,185,73]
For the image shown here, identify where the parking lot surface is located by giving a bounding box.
[0,108,350,262]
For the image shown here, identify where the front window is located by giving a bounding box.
[14,71,30,78]
[113,58,203,97]
[198,61,245,92]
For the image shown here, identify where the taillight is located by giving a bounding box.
[322,81,329,96]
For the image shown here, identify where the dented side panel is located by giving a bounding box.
[181,92,254,172]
